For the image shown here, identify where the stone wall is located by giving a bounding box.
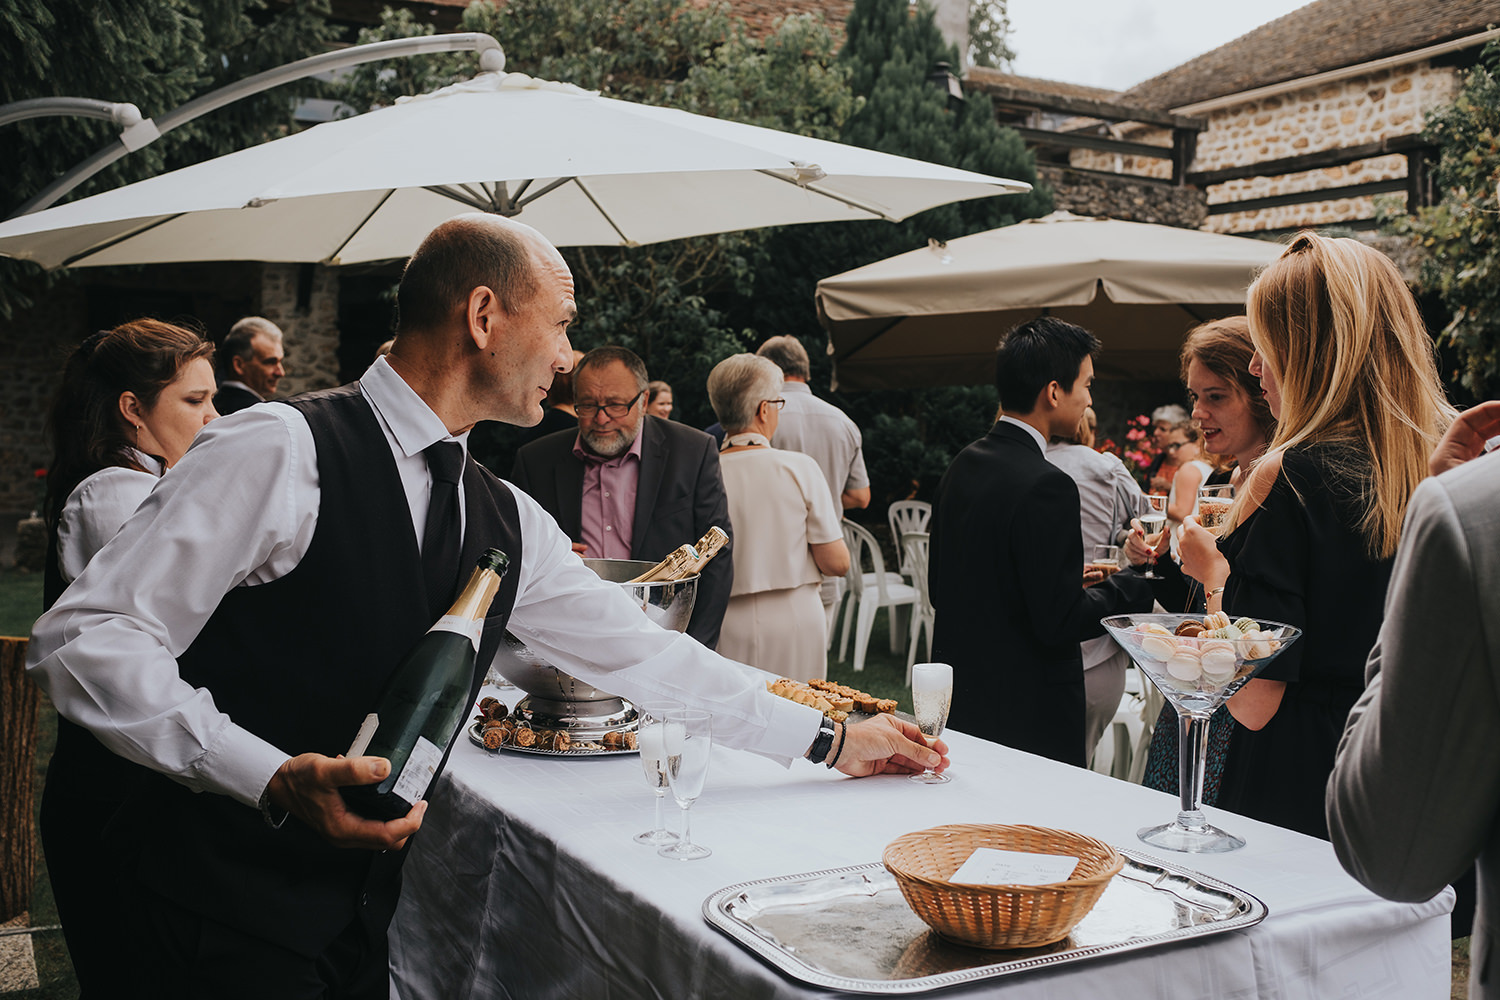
[0,261,342,518]
[1068,60,1460,234]
[257,263,343,397]
[1037,165,1207,228]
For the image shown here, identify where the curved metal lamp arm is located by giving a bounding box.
[8,32,505,219]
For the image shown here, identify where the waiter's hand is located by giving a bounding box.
[266,753,426,850]
[570,542,588,556]
[833,714,949,778]
[1430,399,1500,476]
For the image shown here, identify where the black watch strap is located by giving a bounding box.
[807,716,837,764]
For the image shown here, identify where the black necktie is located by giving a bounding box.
[422,441,464,619]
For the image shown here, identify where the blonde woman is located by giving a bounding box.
[1178,233,1453,839]
[708,354,849,680]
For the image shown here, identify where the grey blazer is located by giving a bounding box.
[1327,451,1500,998]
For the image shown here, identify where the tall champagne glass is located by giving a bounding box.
[633,701,683,845]
[658,709,713,861]
[1198,484,1235,531]
[909,662,952,784]
[1139,494,1169,579]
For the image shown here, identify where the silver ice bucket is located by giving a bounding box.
[491,558,698,735]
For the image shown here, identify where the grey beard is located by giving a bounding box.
[580,427,637,458]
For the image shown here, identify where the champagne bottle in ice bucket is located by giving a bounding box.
[341,548,509,820]
[627,526,729,583]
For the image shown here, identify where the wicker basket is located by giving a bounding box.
[882,823,1124,950]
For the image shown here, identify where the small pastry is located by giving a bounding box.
[1203,611,1231,631]
[1166,646,1204,681]
[1199,640,1238,678]
[1174,620,1206,637]
[1140,634,1178,661]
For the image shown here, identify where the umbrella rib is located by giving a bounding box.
[756,170,896,221]
[514,177,573,209]
[425,185,493,212]
[839,317,904,363]
[327,190,396,264]
[570,178,632,245]
[60,214,183,268]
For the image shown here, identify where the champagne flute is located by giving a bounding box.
[1198,484,1234,531]
[1087,544,1122,582]
[909,662,952,784]
[658,709,713,861]
[633,701,683,846]
[1138,494,1169,579]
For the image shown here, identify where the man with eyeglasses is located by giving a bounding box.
[512,345,734,647]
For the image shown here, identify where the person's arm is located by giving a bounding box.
[841,426,871,510]
[1328,475,1496,900]
[684,434,734,648]
[840,487,871,510]
[811,539,850,577]
[55,467,157,584]
[1166,462,1204,522]
[27,408,418,851]
[1429,399,1500,476]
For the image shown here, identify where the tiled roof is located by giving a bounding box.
[1124,0,1500,110]
[965,67,1124,103]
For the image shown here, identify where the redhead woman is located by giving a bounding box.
[1177,234,1452,839]
[40,319,217,995]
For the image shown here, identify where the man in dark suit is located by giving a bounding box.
[214,316,286,414]
[930,318,1153,767]
[511,346,733,648]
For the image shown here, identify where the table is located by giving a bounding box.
[389,700,1452,999]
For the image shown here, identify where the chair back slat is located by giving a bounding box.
[888,501,932,576]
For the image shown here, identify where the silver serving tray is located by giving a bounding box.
[466,721,638,757]
[703,851,1266,994]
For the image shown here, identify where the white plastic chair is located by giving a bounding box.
[887,500,932,580]
[900,531,934,685]
[836,519,918,672]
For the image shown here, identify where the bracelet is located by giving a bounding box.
[807,716,837,765]
[257,787,288,830]
[1206,586,1226,599]
[825,722,848,769]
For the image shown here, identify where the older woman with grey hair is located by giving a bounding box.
[708,354,849,680]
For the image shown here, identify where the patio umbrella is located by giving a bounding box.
[0,72,1029,269]
[815,212,1284,390]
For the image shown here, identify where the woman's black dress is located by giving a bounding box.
[1214,444,1392,839]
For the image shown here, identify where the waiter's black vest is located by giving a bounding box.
[123,384,523,957]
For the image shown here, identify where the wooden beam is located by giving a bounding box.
[1233,218,1381,239]
[1187,134,1432,186]
[1012,126,1175,160]
[971,82,1206,130]
[1206,179,1408,215]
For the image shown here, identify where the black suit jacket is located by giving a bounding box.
[511,416,733,648]
[214,383,262,415]
[930,421,1154,766]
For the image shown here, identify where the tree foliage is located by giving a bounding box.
[967,0,1014,70]
[0,0,337,315]
[1387,41,1500,396]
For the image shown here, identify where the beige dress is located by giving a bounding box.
[717,444,843,680]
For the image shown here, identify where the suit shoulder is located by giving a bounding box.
[652,417,717,449]
[515,427,578,460]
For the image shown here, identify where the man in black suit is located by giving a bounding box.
[214,316,286,414]
[930,318,1153,767]
[511,346,733,648]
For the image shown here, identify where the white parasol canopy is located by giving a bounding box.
[0,72,1030,269]
[816,212,1284,389]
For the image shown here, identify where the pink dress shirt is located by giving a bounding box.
[573,430,643,558]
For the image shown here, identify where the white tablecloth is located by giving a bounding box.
[390,700,1452,999]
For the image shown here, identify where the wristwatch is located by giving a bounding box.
[806,717,838,765]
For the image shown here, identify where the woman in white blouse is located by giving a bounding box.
[707,354,849,681]
[40,319,217,995]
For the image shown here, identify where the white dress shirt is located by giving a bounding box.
[27,358,820,810]
[56,451,163,584]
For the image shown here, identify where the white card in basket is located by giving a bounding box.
[950,847,1080,886]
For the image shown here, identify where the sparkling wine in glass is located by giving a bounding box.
[1198,484,1234,531]
[658,709,713,861]
[1139,495,1169,580]
[1087,544,1122,582]
[633,701,682,846]
[909,662,952,784]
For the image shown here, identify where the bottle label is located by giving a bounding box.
[430,614,483,653]
[347,713,379,757]
[391,735,444,806]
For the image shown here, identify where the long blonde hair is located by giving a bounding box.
[1226,233,1453,558]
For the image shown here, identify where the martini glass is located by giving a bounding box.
[1102,613,1301,853]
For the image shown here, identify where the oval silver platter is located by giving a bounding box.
[702,851,1267,994]
[466,721,639,757]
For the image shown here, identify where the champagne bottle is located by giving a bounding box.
[687,526,729,574]
[340,548,509,821]
[627,543,699,584]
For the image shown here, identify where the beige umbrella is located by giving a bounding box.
[815,211,1283,390]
